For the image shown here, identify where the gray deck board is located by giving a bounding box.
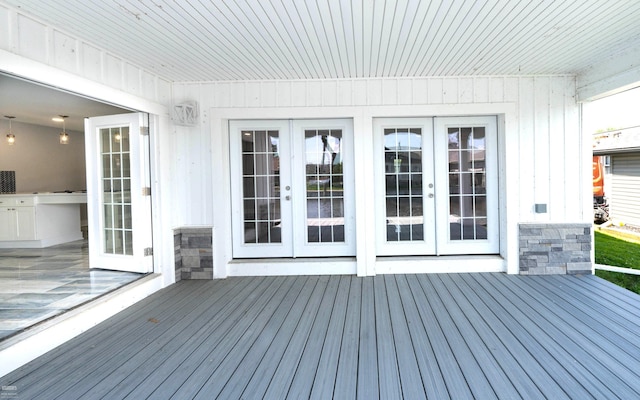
[417,275,499,399]
[3,273,640,399]
[507,276,640,397]
[104,276,268,399]
[285,275,341,400]
[164,276,301,399]
[356,276,378,400]
[308,276,350,400]
[13,280,218,400]
[331,275,361,399]
[394,275,450,399]
[383,275,426,400]
[434,274,541,399]
[59,278,248,400]
[480,274,622,399]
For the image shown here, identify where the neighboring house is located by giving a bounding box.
[0,2,639,309]
[593,127,640,227]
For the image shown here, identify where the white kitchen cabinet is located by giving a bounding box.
[0,206,36,240]
[0,193,86,248]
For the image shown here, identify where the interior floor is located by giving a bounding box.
[0,240,142,341]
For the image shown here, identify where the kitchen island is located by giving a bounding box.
[0,192,87,248]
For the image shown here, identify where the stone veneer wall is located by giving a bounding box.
[519,223,592,275]
[174,227,213,281]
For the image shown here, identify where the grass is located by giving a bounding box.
[594,229,640,294]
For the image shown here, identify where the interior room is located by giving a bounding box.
[0,73,144,341]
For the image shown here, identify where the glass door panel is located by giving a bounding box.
[292,119,355,257]
[374,118,436,255]
[101,127,133,255]
[240,130,282,245]
[303,129,345,244]
[447,126,488,241]
[86,113,153,273]
[435,116,499,254]
[231,120,292,258]
[384,128,424,242]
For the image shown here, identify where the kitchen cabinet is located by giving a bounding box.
[0,205,36,240]
[0,193,86,248]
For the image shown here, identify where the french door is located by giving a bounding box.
[230,119,355,258]
[375,116,499,256]
[85,113,153,273]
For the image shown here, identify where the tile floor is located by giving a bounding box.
[0,240,143,341]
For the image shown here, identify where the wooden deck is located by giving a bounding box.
[2,273,640,399]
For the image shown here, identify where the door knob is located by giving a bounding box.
[428,193,434,198]
[285,195,291,200]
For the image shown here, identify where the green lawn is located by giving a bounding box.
[594,230,640,294]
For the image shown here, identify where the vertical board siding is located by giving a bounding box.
[174,74,579,227]
[0,4,169,104]
[611,154,640,226]
[534,77,551,217]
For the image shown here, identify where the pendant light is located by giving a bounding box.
[58,115,69,144]
[5,116,15,145]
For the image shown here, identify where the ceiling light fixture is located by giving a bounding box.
[58,115,69,145]
[5,116,15,145]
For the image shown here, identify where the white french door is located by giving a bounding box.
[85,113,153,273]
[230,119,355,258]
[375,116,499,256]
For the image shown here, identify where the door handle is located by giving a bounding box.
[285,195,291,201]
[428,193,434,198]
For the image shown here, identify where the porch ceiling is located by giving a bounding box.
[4,0,640,83]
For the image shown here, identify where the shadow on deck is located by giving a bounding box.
[2,273,640,399]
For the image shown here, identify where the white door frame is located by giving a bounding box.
[230,118,355,259]
[374,115,500,257]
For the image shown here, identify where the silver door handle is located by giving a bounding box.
[428,193,434,198]
[285,195,291,200]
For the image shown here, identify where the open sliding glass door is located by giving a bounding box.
[85,113,153,273]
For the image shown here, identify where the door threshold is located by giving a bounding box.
[227,258,357,276]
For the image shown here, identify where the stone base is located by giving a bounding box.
[174,227,213,280]
[519,223,592,275]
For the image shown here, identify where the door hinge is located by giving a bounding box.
[142,187,151,196]
[140,126,150,136]
[144,247,153,256]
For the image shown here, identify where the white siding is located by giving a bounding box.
[173,75,583,276]
[0,3,171,104]
[611,154,640,227]
[174,76,582,225]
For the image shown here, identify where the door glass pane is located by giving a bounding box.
[304,129,345,243]
[384,128,423,241]
[241,130,281,244]
[100,127,133,255]
[448,126,488,240]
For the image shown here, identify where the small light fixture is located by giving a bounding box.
[58,115,69,144]
[5,116,15,145]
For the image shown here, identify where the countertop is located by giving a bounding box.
[0,192,87,204]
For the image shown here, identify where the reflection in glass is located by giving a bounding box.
[447,126,488,240]
[241,130,281,244]
[304,129,345,243]
[100,127,133,255]
[384,128,424,241]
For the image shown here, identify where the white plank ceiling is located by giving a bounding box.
[4,0,640,83]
